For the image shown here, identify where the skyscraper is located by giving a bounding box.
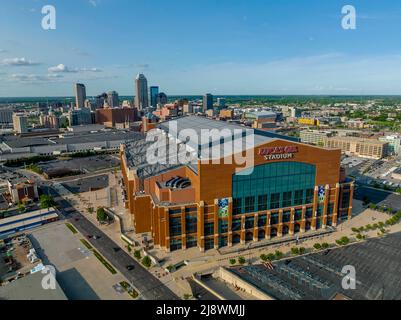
[135,74,149,111]
[150,86,159,108]
[203,93,214,112]
[107,91,119,108]
[75,83,86,109]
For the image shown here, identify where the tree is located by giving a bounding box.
[40,195,55,209]
[142,256,152,268]
[299,247,306,254]
[322,243,329,249]
[314,243,322,250]
[238,257,246,265]
[291,247,299,255]
[96,207,107,223]
[260,254,269,262]
[336,236,350,246]
[134,250,141,260]
[275,250,283,259]
[267,253,276,261]
[229,259,237,265]
[17,202,26,213]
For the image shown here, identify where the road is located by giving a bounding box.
[48,186,178,300]
[5,165,178,300]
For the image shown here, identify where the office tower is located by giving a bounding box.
[157,92,168,106]
[74,83,86,109]
[217,98,226,109]
[95,93,108,109]
[12,113,28,134]
[107,91,119,108]
[150,86,159,108]
[135,74,149,111]
[203,93,213,112]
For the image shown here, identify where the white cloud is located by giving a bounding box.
[9,72,66,83]
[80,67,102,72]
[2,57,40,66]
[48,64,102,73]
[48,64,77,73]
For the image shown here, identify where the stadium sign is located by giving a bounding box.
[258,146,299,161]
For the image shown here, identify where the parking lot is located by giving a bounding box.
[231,231,401,300]
[40,155,120,178]
[29,223,131,300]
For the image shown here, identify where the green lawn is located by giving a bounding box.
[65,223,78,234]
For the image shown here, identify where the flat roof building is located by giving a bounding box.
[96,107,137,128]
[0,109,13,125]
[300,130,335,146]
[0,270,67,300]
[12,113,28,134]
[120,116,353,253]
[0,131,144,156]
[7,178,38,204]
[325,136,389,160]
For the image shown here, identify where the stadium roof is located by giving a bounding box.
[125,116,299,178]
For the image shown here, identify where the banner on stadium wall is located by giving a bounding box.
[218,198,229,218]
[318,186,326,202]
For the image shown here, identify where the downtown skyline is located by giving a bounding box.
[1,0,401,97]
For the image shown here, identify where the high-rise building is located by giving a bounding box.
[203,93,213,112]
[150,86,159,108]
[217,98,226,109]
[74,83,86,109]
[135,74,149,111]
[157,92,168,106]
[95,93,108,109]
[12,113,28,134]
[107,91,119,108]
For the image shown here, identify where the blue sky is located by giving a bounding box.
[1,0,401,96]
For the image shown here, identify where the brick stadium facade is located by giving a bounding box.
[120,116,354,252]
